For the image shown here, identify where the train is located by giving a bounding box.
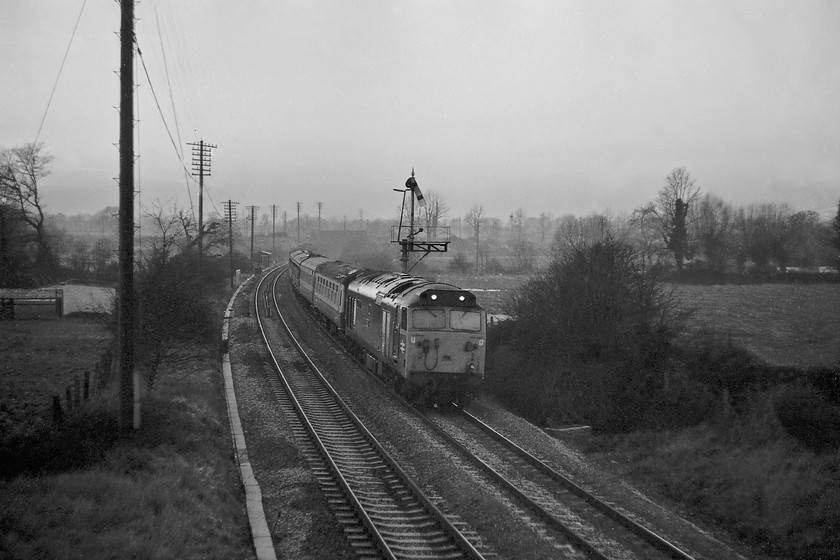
[288,248,486,406]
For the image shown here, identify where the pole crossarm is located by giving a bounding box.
[390,225,450,251]
[186,140,216,280]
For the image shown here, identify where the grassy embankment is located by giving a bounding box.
[0,315,254,559]
[455,274,840,560]
[590,283,840,559]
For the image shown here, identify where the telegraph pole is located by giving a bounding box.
[296,202,301,244]
[224,200,238,288]
[187,140,216,278]
[271,204,277,260]
[317,202,322,233]
[118,0,136,431]
[247,205,259,267]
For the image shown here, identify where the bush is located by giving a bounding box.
[339,246,394,270]
[449,252,472,273]
[774,383,840,451]
[134,250,219,389]
[510,234,677,366]
[481,235,704,433]
[807,366,840,405]
[678,335,762,398]
[485,258,505,274]
[0,404,119,478]
[484,337,716,433]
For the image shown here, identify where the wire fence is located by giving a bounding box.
[51,347,113,426]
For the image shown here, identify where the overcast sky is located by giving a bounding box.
[2,1,839,222]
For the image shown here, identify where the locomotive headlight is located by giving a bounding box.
[431,294,438,300]
[459,295,465,301]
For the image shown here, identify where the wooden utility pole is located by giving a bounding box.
[187,140,216,278]
[118,0,137,431]
[296,202,301,244]
[224,200,238,288]
[271,204,277,260]
[317,202,322,233]
[247,205,259,267]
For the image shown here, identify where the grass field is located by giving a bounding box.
[0,314,254,559]
[437,272,840,368]
[0,318,112,439]
[672,283,840,367]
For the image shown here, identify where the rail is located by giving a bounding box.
[255,267,486,560]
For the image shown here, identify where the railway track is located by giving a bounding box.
[424,409,697,560]
[272,265,701,560]
[254,267,488,560]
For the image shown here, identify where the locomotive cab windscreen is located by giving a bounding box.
[410,289,485,333]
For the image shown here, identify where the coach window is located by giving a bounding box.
[400,307,407,330]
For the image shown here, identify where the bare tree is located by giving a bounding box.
[832,199,840,271]
[654,167,700,273]
[783,210,825,268]
[69,237,91,274]
[465,205,484,273]
[628,204,668,274]
[553,214,616,257]
[135,206,217,388]
[164,205,226,257]
[539,212,552,245]
[509,208,535,271]
[91,237,116,276]
[734,203,792,271]
[0,143,54,267]
[693,194,733,274]
[422,190,448,229]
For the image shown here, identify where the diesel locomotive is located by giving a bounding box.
[288,248,486,406]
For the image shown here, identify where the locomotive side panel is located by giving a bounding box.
[345,291,388,359]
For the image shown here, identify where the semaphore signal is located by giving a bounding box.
[391,169,449,273]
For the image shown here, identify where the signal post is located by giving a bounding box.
[391,170,449,273]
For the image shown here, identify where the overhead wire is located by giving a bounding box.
[133,36,199,201]
[153,5,195,219]
[32,0,89,148]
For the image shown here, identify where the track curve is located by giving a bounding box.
[254,267,488,560]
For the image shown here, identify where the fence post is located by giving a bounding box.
[73,376,81,408]
[52,395,63,425]
[66,386,73,411]
[84,371,90,400]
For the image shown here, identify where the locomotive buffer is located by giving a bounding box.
[392,169,450,273]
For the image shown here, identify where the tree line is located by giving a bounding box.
[447,167,840,278]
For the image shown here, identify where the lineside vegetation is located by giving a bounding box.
[484,231,840,559]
